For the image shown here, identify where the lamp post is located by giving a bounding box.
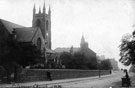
[99,67,100,79]
[98,61,101,79]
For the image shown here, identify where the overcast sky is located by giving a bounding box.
[0,0,134,69]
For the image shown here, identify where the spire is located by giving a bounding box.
[33,3,36,15]
[43,0,46,14]
[80,35,85,48]
[39,6,41,14]
[81,35,85,43]
[80,35,88,48]
[48,5,51,15]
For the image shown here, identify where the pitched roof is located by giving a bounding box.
[80,48,96,58]
[0,19,24,33]
[0,19,42,42]
[54,47,80,53]
[15,27,39,42]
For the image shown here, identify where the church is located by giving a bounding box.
[0,2,55,66]
[55,35,96,60]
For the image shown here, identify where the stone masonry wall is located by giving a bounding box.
[18,69,110,82]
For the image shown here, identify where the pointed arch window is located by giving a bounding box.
[37,38,41,50]
[46,20,48,31]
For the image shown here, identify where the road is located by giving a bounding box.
[44,71,124,88]
[0,71,128,88]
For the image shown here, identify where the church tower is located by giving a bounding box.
[80,35,88,49]
[80,35,85,48]
[32,1,51,49]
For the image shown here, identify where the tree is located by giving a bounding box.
[59,52,73,69]
[59,51,98,70]
[16,42,42,67]
[0,38,42,82]
[1,40,42,68]
[100,59,112,70]
[119,32,135,66]
[72,52,88,69]
[59,52,88,69]
[86,57,98,70]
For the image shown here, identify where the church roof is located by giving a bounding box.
[80,47,96,58]
[0,19,24,33]
[54,47,80,53]
[55,47,96,59]
[15,27,39,42]
[0,19,42,42]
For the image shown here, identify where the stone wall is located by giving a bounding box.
[18,69,110,82]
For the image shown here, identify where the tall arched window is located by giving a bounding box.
[46,20,48,31]
[37,38,41,50]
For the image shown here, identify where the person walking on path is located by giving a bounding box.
[46,71,52,81]
[110,70,112,75]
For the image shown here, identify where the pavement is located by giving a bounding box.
[0,71,135,88]
[0,74,112,88]
[110,72,135,88]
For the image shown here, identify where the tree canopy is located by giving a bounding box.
[99,59,112,70]
[0,37,42,82]
[59,51,112,70]
[119,32,135,66]
[0,39,42,68]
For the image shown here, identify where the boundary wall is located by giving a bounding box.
[18,69,110,82]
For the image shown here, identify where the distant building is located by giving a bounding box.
[109,59,119,71]
[55,35,96,59]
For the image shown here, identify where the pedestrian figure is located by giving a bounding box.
[125,70,131,87]
[46,71,52,81]
[125,71,129,78]
[110,70,112,75]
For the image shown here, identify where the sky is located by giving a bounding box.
[0,0,134,69]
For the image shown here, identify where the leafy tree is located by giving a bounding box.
[0,37,42,82]
[100,59,112,70]
[59,51,98,70]
[59,52,73,69]
[72,52,88,69]
[59,52,87,69]
[86,57,98,70]
[119,32,135,66]
[16,42,42,67]
[1,40,42,68]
